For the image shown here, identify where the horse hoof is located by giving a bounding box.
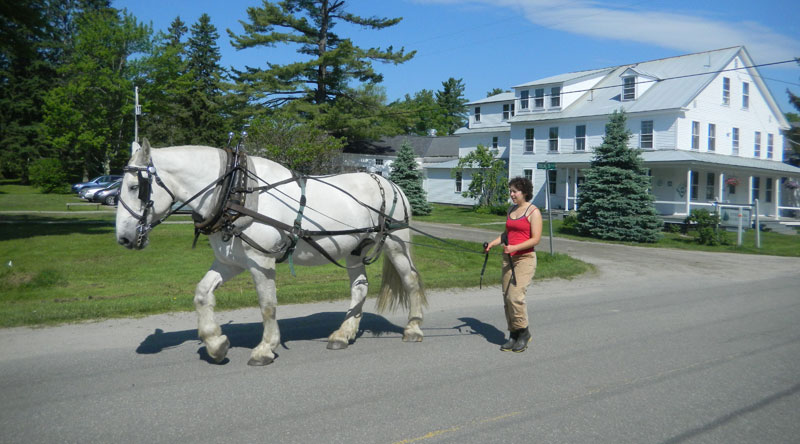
[327,340,349,350]
[402,332,423,342]
[207,336,230,363]
[247,356,274,366]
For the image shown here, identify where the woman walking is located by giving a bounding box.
[484,177,542,352]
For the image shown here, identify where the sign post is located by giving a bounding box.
[537,162,556,255]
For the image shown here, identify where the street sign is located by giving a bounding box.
[537,162,556,170]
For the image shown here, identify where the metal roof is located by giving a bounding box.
[513,68,614,88]
[508,47,789,129]
[467,92,514,105]
[545,150,800,175]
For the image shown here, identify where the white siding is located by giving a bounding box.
[424,167,478,205]
[683,56,785,161]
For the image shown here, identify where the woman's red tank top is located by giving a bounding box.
[506,206,534,256]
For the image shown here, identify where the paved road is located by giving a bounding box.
[1,223,798,444]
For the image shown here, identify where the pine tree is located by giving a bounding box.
[185,13,228,146]
[436,77,468,135]
[577,110,663,242]
[389,141,431,216]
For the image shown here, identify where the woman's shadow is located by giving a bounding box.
[452,317,505,346]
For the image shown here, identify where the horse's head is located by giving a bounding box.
[116,139,176,250]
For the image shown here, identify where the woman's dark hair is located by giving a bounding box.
[509,176,533,201]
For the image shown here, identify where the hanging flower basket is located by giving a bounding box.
[785,179,800,190]
[725,177,739,186]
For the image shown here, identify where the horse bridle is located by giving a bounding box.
[118,162,176,248]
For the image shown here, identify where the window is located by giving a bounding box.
[575,125,586,151]
[375,158,383,166]
[548,170,557,194]
[640,120,653,149]
[503,104,511,120]
[520,90,529,109]
[690,171,698,200]
[534,89,544,108]
[706,173,715,200]
[766,178,773,203]
[474,106,480,122]
[524,128,534,153]
[492,136,498,149]
[732,127,739,155]
[752,177,760,203]
[742,82,749,109]
[767,134,774,159]
[523,168,533,183]
[708,124,716,151]
[722,77,730,105]
[454,172,462,193]
[623,76,636,100]
[691,121,700,150]
[550,87,561,107]
[549,127,559,152]
[754,131,761,157]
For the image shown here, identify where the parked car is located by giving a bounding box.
[93,180,122,206]
[82,179,121,201]
[71,175,122,193]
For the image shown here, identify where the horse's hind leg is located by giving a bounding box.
[195,260,244,363]
[247,256,279,366]
[384,234,425,342]
[327,256,369,350]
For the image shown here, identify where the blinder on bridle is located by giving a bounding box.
[119,163,175,248]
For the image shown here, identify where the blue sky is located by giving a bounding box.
[113,0,800,113]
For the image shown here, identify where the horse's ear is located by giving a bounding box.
[133,138,152,164]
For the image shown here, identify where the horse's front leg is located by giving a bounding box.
[247,257,279,366]
[327,256,369,350]
[195,260,244,363]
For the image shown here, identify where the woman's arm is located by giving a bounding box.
[504,207,543,254]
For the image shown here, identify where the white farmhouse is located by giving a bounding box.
[454,46,800,219]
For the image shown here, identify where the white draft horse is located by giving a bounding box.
[115,140,426,366]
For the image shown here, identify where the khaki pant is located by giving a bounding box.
[501,252,537,331]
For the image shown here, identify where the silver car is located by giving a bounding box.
[81,179,121,201]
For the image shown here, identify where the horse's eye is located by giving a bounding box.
[131,185,139,191]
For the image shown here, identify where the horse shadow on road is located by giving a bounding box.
[136,311,405,362]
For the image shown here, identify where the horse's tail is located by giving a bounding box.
[376,232,427,314]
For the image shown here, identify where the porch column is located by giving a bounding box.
[719,172,726,203]
[748,175,753,204]
[774,176,781,220]
[573,168,579,211]
[686,169,692,214]
[564,168,569,210]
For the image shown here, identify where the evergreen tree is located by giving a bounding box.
[185,13,229,146]
[576,110,662,242]
[140,16,191,146]
[486,88,506,97]
[229,0,414,108]
[389,141,431,216]
[436,77,467,135]
[454,144,508,209]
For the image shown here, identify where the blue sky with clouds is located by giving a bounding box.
[114,0,800,113]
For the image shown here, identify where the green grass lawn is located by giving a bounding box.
[3,187,797,327]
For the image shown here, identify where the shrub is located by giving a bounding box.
[684,209,728,246]
[560,210,580,234]
[475,204,508,216]
[28,158,68,193]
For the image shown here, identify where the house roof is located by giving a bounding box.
[509,47,790,130]
[467,92,514,105]
[513,68,614,88]
[344,135,459,158]
[545,150,800,175]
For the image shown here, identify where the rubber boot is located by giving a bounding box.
[500,330,518,351]
[512,327,531,353]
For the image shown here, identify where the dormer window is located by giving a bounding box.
[534,88,544,108]
[520,90,529,109]
[550,87,561,107]
[474,106,481,122]
[622,76,636,100]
